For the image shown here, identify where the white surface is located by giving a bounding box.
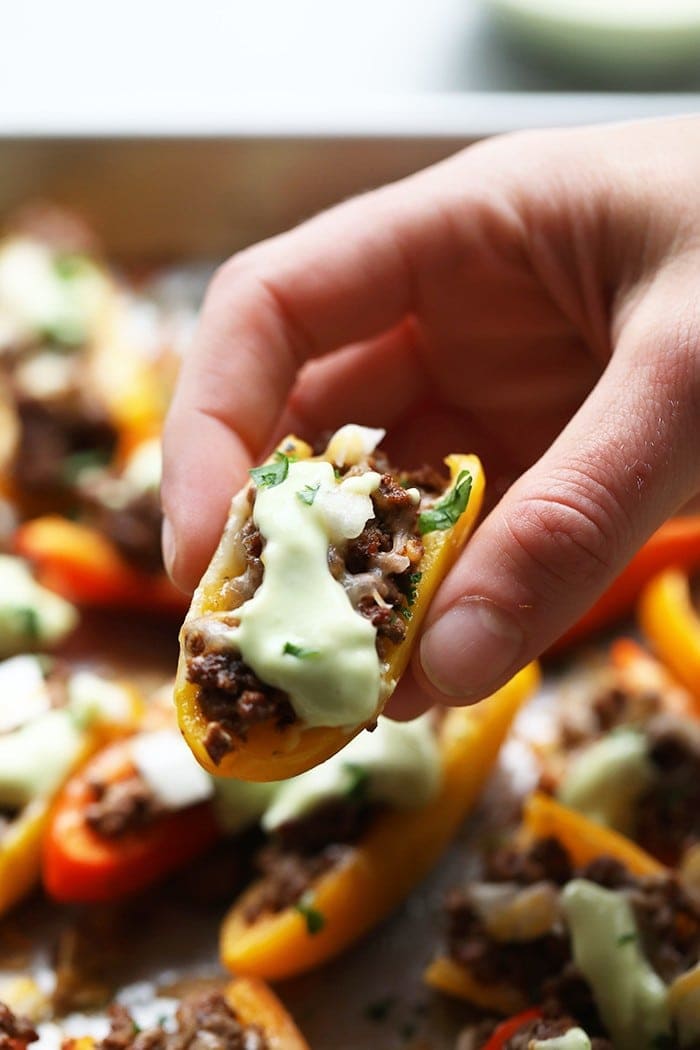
[1,0,700,134]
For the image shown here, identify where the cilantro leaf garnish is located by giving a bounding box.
[617,931,637,946]
[296,482,320,506]
[249,452,291,489]
[406,571,422,606]
[343,762,370,801]
[418,470,472,535]
[295,894,325,935]
[283,642,320,659]
[19,607,40,642]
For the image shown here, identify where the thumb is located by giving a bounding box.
[417,296,700,702]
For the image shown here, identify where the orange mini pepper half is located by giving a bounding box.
[43,738,220,902]
[638,568,700,711]
[219,662,540,980]
[176,436,486,782]
[423,955,528,1015]
[550,515,700,653]
[522,792,666,878]
[15,516,186,616]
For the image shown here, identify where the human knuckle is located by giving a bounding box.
[506,477,621,590]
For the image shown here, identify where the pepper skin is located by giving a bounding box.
[550,515,700,653]
[43,737,220,902]
[15,516,186,616]
[176,436,485,782]
[482,1008,545,1050]
[0,680,142,918]
[219,662,539,980]
[638,568,700,710]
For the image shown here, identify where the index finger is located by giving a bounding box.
[161,180,423,591]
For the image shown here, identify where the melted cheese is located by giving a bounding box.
[532,1031,592,1050]
[229,459,382,728]
[0,556,78,656]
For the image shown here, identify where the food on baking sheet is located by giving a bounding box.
[0,654,141,916]
[176,424,484,780]
[426,800,700,1049]
[639,567,700,709]
[44,665,536,913]
[220,665,538,980]
[532,639,700,868]
[60,979,309,1050]
[0,554,78,655]
[0,209,190,517]
[15,437,186,615]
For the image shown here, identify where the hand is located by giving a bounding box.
[162,117,700,715]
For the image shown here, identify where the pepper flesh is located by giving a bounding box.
[219,662,539,980]
[176,437,485,781]
[550,515,700,653]
[638,568,700,710]
[0,682,142,917]
[14,516,186,616]
[522,793,665,877]
[43,737,220,902]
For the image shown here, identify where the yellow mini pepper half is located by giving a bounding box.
[219,662,539,980]
[638,568,700,711]
[176,436,485,782]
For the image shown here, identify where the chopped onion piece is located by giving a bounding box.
[131,729,214,811]
[324,424,385,467]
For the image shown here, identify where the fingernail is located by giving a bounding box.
[161,517,176,579]
[420,598,524,700]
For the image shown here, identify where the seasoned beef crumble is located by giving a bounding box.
[0,1003,38,1049]
[85,774,165,838]
[96,992,269,1050]
[185,455,441,764]
[81,486,163,574]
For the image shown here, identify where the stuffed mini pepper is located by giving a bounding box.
[532,639,700,868]
[0,653,140,916]
[176,424,484,780]
[426,799,699,1049]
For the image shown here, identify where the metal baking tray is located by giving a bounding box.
[0,116,675,1048]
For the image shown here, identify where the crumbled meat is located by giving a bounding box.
[13,396,117,495]
[272,796,374,855]
[82,487,163,574]
[400,464,447,494]
[500,1015,579,1050]
[244,845,341,923]
[486,837,573,887]
[96,993,269,1050]
[85,775,165,838]
[0,1002,38,1049]
[186,649,295,765]
[447,837,700,1012]
[243,797,373,920]
[188,456,450,761]
[635,715,700,865]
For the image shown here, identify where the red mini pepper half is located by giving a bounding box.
[482,1008,544,1050]
[14,516,186,616]
[550,515,700,653]
[43,738,219,901]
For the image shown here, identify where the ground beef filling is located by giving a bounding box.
[634,716,700,866]
[85,773,165,838]
[81,485,164,574]
[13,395,117,496]
[0,1002,38,1049]
[244,796,375,922]
[186,460,440,765]
[498,1013,613,1050]
[446,838,700,1027]
[96,992,269,1050]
